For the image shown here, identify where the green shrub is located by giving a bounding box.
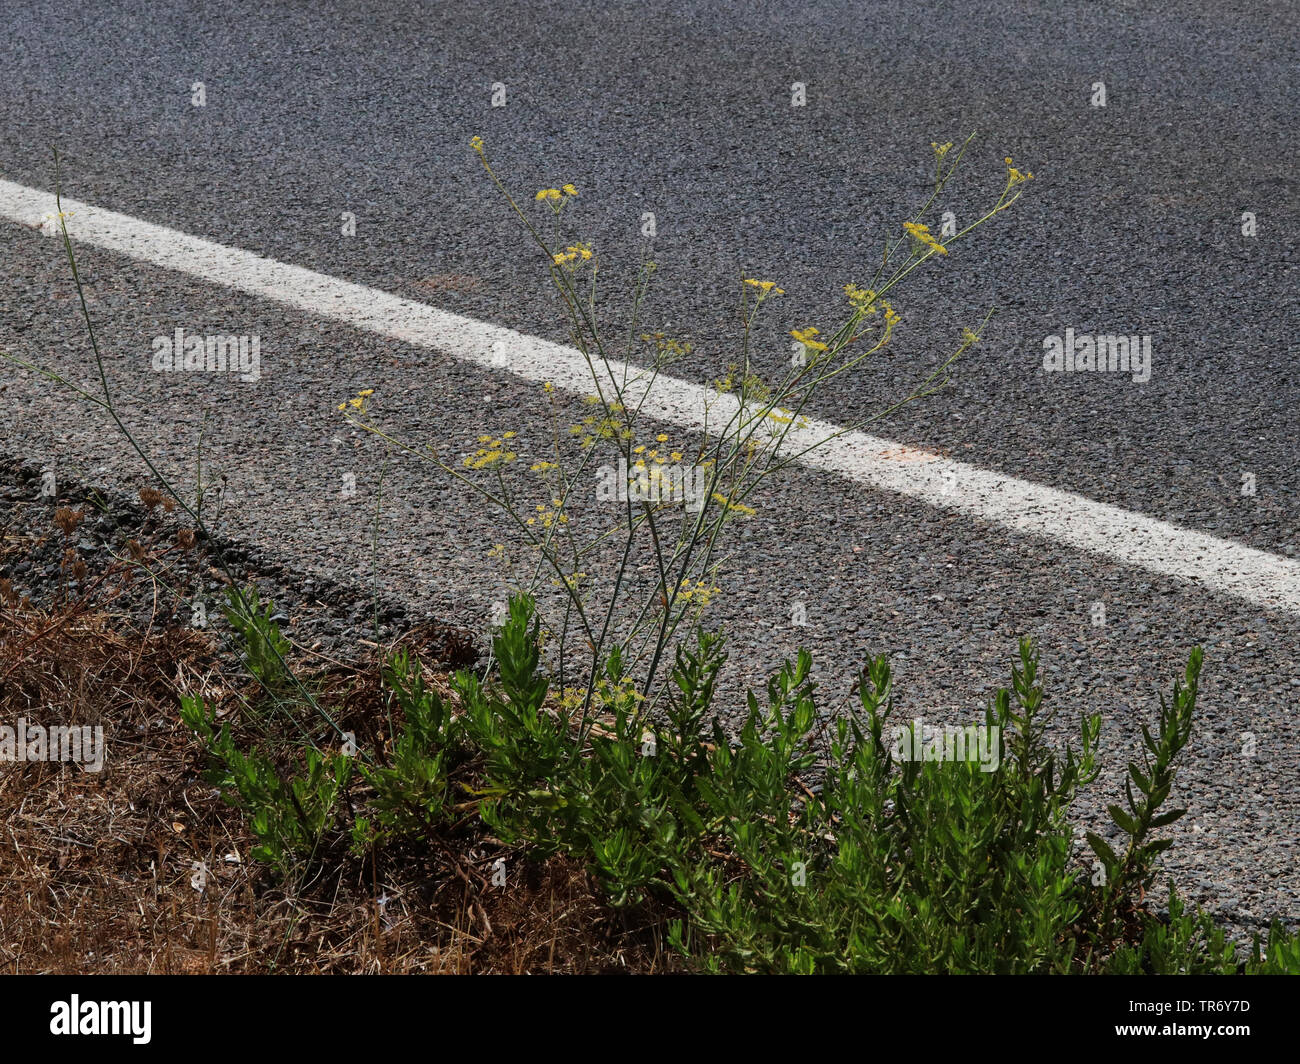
[182,591,1300,973]
[1106,885,1300,974]
[350,647,461,851]
[180,691,351,872]
[222,586,294,694]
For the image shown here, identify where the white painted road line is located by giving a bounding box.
[4,177,1300,616]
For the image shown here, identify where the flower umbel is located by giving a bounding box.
[552,243,595,266]
[464,436,519,469]
[844,283,878,311]
[902,221,948,256]
[790,326,828,352]
[335,388,375,414]
[535,185,579,212]
[1004,156,1034,187]
[743,278,785,297]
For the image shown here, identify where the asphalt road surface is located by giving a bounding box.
[1,0,1298,936]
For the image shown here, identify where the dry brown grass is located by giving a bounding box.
[0,505,678,974]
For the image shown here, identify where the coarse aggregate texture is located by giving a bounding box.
[1,0,1297,941]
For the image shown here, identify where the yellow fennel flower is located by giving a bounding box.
[552,243,593,266]
[902,221,948,256]
[844,283,878,310]
[790,326,828,352]
[1004,156,1034,186]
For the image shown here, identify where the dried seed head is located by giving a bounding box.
[54,507,84,538]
